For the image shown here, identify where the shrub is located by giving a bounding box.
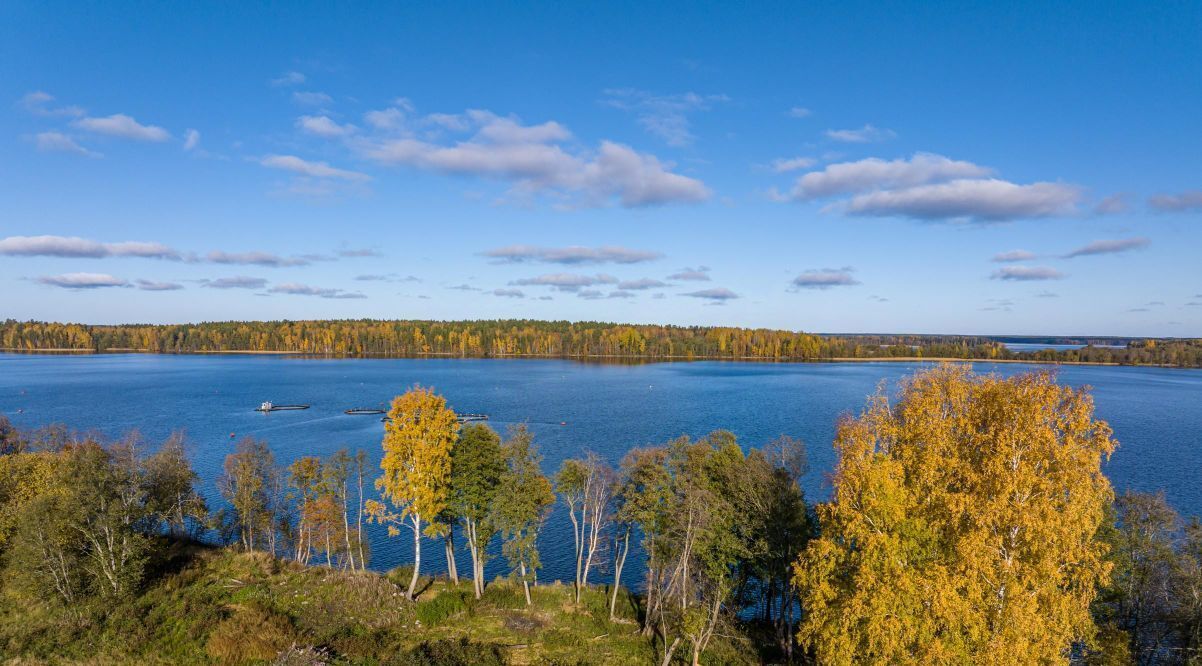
[414,588,472,627]
[205,605,297,664]
[395,638,507,665]
[481,583,525,610]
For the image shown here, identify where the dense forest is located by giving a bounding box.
[3,318,1202,367]
[3,366,1201,663]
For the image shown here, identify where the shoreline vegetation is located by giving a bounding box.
[4,367,1202,663]
[3,318,1201,368]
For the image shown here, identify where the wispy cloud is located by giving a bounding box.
[1149,190,1202,213]
[18,91,84,117]
[355,107,709,207]
[291,91,333,106]
[34,131,101,158]
[270,71,306,87]
[0,235,180,259]
[36,272,129,289]
[204,250,312,267]
[447,283,483,292]
[787,106,812,118]
[617,278,669,290]
[268,282,366,299]
[202,276,268,290]
[73,114,170,142]
[681,287,739,301]
[135,279,184,291]
[183,129,201,151]
[667,266,711,281]
[991,265,1066,281]
[481,245,662,265]
[1064,237,1150,258]
[296,115,357,138]
[992,249,1038,263]
[259,154,370,181]
[600,89,728,146]
[1094,194,1129,215]
[491,288,525,298]
[825,124,895,143]
[510,273,618,292]
[791,268,860,289]
[770,157,817,173]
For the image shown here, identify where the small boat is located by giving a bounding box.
[255,401,310,412]
[345,408,386,415]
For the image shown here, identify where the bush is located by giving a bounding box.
[414,588,472,627]
[205,605,297,664]
[394,638,507,665]
[481,583,525,610]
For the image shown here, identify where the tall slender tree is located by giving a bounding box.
[495,426,555,606]
[449,423,506,599]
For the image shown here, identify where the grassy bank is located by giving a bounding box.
[0,540,759,665]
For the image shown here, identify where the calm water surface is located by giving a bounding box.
[2,353,1200,585]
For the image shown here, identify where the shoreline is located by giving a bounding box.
[0,348,1191,369]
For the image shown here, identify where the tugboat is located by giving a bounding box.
[345,407,386,415]
[255,401,310,412]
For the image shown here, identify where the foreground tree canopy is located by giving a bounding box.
[795,366,1118,664]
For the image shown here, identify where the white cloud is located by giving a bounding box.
[358,109,707,207]
[844,179,1081,222]
[73,114,170,142]
[617,278,669,290]
[791,268,860,289]
[205,250,311,267]
[268,282,366,299]
[203,276,268,289]
[1094,194,1128,215]
[364,107,407,131]
[183,129,200,151]
[992,249,1038,263]
[601,89,729,146]
[510,273,618,292]
[1149,190,1202,212]
[259,154,371,181]
[36,272,129,289]
[19,91,84,117]
[825,124,896,143]
[771,157,817,173]
[1064,237,1150,258]
[791,153,992,200]
[666,266,711,281]
[787,106,812,118]
[136,279,184,291]
[270,71,306,87]
[482,245,662,265]
[0,235,179,259]
[292,91,333,106]
[296,115,357,138]
[34,131,101,158]
[681,287,739,301]
[991,265,1066,281]
[492,288,525,298]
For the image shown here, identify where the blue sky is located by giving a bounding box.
[2,1,1200,336]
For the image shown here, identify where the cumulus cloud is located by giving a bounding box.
[844,179,1081,222]
[1064,237,1150,258]
[1149,190,1202,212]
[510,273,618,292]
[0,235,180,259]
[19,91,84,117]
[296,115,357,138]
[292,91,333,106]
[991,265,1066,281]
[270,71,306,87]
[791,153,992,200]
[667,266,711,281]
[268,282,366,299]
[771,157,817,173]
[183,129,200,151]
[992,249,1038,263]
[259,154,370,181]
[481,245,662,265]
[617,278,669,290]
[34,131,101,157]
[600,89,728,146]
[492,288,525,298]
[202,276,268,290]
[791,268,860,289]
[681,287,739,301]
[73,114,170,142]
[36,272,129,289]
[355,109,708,207]
[825,124,896,143]
[135,279,184,291]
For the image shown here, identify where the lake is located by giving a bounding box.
[2,353,1200,587]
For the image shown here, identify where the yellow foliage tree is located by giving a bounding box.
[794,366,1117,665]
[367,385,457,600]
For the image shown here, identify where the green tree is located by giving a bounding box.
[143,432,207,538]
[449,423,506,599]
[218,437,277,553]
[494,426,555,606]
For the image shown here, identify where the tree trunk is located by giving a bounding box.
[356,466,366,570]
[520,560,532,606]
[407,515,422,600]
[342,486,356,571]
[609,528,629,620]
[660,637,681,666]
[444,531,459,585]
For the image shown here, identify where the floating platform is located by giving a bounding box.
[345,408,386,415]
[379,413,489,424]
[255,404,310,412]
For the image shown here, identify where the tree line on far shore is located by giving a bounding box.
[3,366,1202,663]
[4,318,1201,367]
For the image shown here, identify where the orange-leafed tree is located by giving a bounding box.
[367,386,457,600]
[794,365,1117,665]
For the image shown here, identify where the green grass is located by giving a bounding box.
[0,542,759,665]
